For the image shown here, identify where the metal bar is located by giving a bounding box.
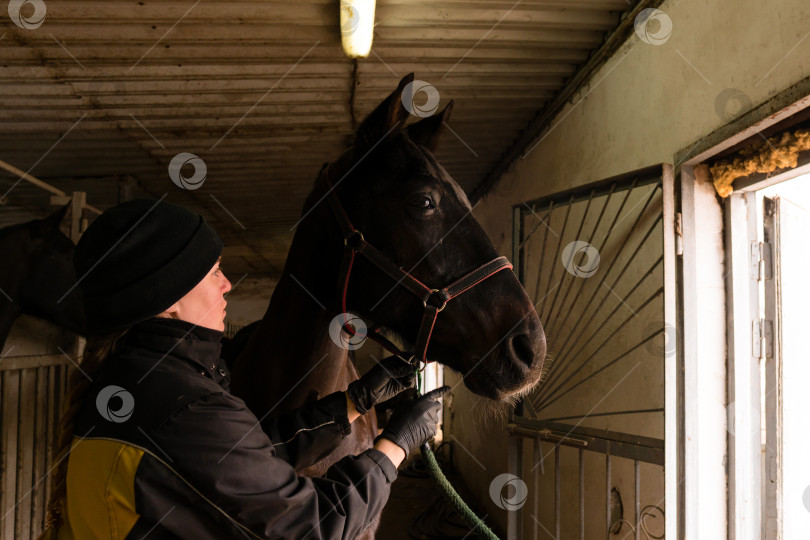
[606,448,611,540]
[514,419,666,450]
[514,205,524,287]
[507,429,523,540]
[513,170,661,218]
[543,242,664,397]
[634,459,641,540]
[2,370,20,540]
[544,185,614,341]
[544,252,663,387]
[17,369,34,539]
[531,201,554,308]
[540,408,665,423]
[539,440,546,476]
[507,425,588,447]
[0,354,72,372]
[517,169,662,214]
[32,367,47,536]
[506,424,588,447]
[579,448,585,540]
[536,296,664,409]
[509,425,548,439]
[555,446,560,540]
[531,182,642,394]
[543,189,595,332]
[536,192,663,404]
[544,432,588,448]
[43,365,56,529]
[533,254,663,412]
[520,203,555,251]
[540,184,635,351]
[534,438,540,540]
[510,419,664,465]
[539,195,574,323]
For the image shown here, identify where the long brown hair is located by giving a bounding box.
[42,329,130,532]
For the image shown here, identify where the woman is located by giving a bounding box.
[41,199,447,539]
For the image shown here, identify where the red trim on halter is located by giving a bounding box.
[320,165,513,366]
[340,249,356,315]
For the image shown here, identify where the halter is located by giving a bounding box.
[318,162,513,366]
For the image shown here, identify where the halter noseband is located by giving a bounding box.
[319,162,513,366]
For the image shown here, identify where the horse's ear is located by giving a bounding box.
[354,73,414,151]
[406,100,454,153]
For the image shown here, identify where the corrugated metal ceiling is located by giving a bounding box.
[1,0,638,278]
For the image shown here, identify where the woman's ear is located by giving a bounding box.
[157,303,179,319]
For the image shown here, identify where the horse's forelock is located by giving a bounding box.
[402,137,473,211]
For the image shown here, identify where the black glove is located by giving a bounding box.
[347,356,415,415]
[377,386,450,458]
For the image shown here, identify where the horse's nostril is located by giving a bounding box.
[508,333,536,369]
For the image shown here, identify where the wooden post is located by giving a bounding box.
[118,175,138,203]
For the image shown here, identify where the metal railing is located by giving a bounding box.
[509,165,671,539]
[508,418,664,540]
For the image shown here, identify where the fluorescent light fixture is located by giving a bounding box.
[340,0,375,58]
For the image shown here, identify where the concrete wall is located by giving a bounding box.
[443,0,810,535]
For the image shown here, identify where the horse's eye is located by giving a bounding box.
[411,196,435,210]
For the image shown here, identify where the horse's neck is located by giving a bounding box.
[0,231,86,339]
[234,222,358,415]
[239,276,356,414]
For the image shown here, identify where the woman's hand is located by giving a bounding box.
[346,356,415,416]
[375,386,450,463]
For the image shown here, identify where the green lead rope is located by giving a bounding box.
[415,368,501,540]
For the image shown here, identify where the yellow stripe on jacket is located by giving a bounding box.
[58,438,143,540]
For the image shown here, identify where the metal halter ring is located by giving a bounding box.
[423,289,448,312]
[345,231,364,249]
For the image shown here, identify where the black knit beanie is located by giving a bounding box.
[74,199,223,336]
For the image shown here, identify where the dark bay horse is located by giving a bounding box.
[0,204,86,351]
[229,75,546,535]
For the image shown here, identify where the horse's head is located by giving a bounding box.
[8,204,87,335]
[321,75,546,401]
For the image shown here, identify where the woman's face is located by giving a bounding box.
[159,257,232,331]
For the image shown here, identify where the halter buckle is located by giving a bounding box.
[344,231,365,250]
[423,289,449,312]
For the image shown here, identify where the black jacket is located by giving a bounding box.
[54,317,396,539]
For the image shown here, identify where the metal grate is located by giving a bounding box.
[509,165,671,539]
[509,420,665,540]
[1,356,70,540]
